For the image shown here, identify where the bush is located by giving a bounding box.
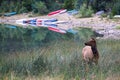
[112,2,120,15]
[32,1,48,14]
[78,4,93,18]
[63,0,75,10]
[48,2,62,11]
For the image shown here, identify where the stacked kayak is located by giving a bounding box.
[16,18,58,27]
[16,18,68,34]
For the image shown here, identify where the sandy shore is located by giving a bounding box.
[0,13,120,39]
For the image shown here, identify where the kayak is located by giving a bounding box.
[48,27,66,34]
[48,9,67,16]
[67,9,78,15]
[16,18,57,25]
[4,12,16,16]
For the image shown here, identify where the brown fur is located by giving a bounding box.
[82,38,99,65]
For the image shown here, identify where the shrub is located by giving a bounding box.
[48,2,62,11]
[32,1,48,14]
[78,4,93,18]
[63,0,75,10]
[112,2,120,15]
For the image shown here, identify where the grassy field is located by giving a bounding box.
[0,39,120,80]
[0,24,120,80]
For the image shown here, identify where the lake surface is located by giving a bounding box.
[0,24,96,53]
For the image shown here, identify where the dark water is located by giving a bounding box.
[0,24,96,52]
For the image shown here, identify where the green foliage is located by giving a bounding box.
[32,1,48,14]
[116,26,120,29]
[74,0,83,9]
[63,0,76,10]
[112,2,120,15]
[101,13,107,18]
[0,0,120,15]
[32,55,47,75]
[48,2,62,11]
[78,4,93,18]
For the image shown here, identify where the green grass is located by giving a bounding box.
[116,26,120,29]
[0,39,120,80]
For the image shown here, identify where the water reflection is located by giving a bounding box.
[0,24,95,52]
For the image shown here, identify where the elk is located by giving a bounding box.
[82,38,99,65]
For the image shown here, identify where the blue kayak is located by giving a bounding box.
[4,12,17,16]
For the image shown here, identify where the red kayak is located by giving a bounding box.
[48,27,66,34]
[48,9,66,16]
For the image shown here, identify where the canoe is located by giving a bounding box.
[48,27,66,34]
[4,12,16,16]
[48,9,67,16]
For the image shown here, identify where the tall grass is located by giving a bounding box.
[0,39,120,80]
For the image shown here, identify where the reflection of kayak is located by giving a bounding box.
[67,28,77,34]
[36,23,57,27]
[4,12,16,16]
[37,18,57,23]
[44,21,68,25]
[48,9,67,16]
[48,27,66,34]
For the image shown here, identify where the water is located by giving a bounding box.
[0,24,95,52]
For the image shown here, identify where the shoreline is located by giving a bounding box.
[0,13,120,39]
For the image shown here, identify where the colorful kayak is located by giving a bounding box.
[48,9,67,16]
[48,27,66,34]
